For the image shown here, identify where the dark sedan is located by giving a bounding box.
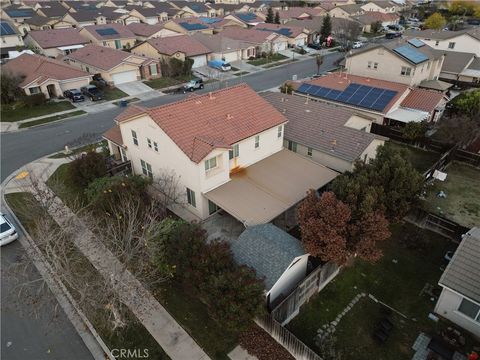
[63,88,85,102]
[80,85,104,101]
[307,43,322,50]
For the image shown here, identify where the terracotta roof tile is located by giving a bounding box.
[115,104,147,122]
[126,22,165,37]
[103,124,123,146]
[27,28,89,49]
[82,23,135,40]
[115,84,287,163]
[401,88,445,113]
[254,23,306,38]
[220,27,280,44]
[142,35,210,57]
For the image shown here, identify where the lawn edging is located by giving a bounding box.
[2,189,113,360]
[18,110,87,129]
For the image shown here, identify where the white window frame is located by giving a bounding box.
[204,156,217,171]
[288,140,297,152]
[277,125,283,139]
[153,141,158,152]
[401,66,412,76]
[448,42,455,49]
[229,144,239,159]
[29,86,41,94]
[458,298,480,322]
[186,187,196,208]
[254,135,260,149]
[373,62,378,70]
[147,138,152,149]
[140,159,153,178]
[149,63,158,76]
[367,61,372,69]
[307,147,312,157]
[131,130,138,146]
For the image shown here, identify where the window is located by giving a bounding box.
[367,61,372,69]
[103,41,107,46]
[448,42,455,49]
[85,66,90,73]
[307,147,312,157]
[208,200,219,215]
[401,66,412,76]
[115,39,121,49]
[229,144,239,159]
[374,62,378,69]
[427,61,431,69]
[186,187,196,208]
[140,159,153,178]
[147,138,152,149]
[149,63,158,76]
[204,156,217,171]
[153,141,158,152]
[435,40,439,46]
[254,135,260,149]
[131,130,138,146]
[29,86,41,94]
[277,125,283,138]
[458,298,480,322]
[288,140,297,152]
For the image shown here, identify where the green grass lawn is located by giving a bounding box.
[144,75,194,89]
[19,110,86,129]
[46,163,87,208]
[263,59,297,68]
[287,222,463,360]
[386,141,441,173]
[247,53,288,66]
[421,161,480,228]
[103,87,128,101]
[1,101,75,122]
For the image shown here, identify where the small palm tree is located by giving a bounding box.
[316,54,324,75]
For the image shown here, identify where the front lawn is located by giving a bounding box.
[1,101,75,122]
[287,222,461,359]
[46,163,87,208]
[385,141,440,173]
[421,161,480,228]
[247,53,288,66]
[103,87,128,101]
[144,75,194,89]
[19,110,86,129]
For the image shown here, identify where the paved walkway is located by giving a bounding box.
[115,81,156,96]
[5,157,211,360]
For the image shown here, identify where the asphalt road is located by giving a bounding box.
[0,52,343,360]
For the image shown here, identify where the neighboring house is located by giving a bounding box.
[127,8,163,24]
[254,23,308,47]
[126,23,180,41]
[219,27,289,53]
[131,34,211,68]
[263,91,386,172]
[192,32,256,62]
[3,5,35,23]
[79,23,136,49]
[343,39,445,87]
[65,44,160,85]
[103,84,338,224]
[162,18,215,35]
[329,4,364,19]
[224,12,264,27]
[0,20,24,59]
[24,28,89,58]
[438,52,480,86]
[169,1,214,18]
[352,11,399,33]
[206,3,250,17]
[275,7,325,24]
[286,16,360,44]
[403,29,480,57]
[35,3,69,18]
[63,10,108,27]
[435,227,480,338]
[360,1,398,14]
[2,53,91,98]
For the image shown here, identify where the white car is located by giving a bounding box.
[352,41,364,49]
[0,213,19,246]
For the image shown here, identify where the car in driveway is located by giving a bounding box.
[81,85,104,101]
[0,213,18,246]
[182,78,204,93]
[385,32,402,39]
[63,89,85,102]
[352,41,364,49]
[307,42,322,50]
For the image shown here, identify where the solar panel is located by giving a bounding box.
[393,45,429,64]
[199,17,222,24]
[237,13,256,21]
[324,89,342,100]
[96,28,119,36]
[407,38,425,48]
[179,22,208,30]
[0,22,15,36]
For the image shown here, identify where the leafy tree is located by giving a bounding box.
[448,0,477,16]
[432,113,480,146]
[274,11,280,24]
[320,14,332,42]
[424,12,447,30]
[279,82,294,94]
[402,121,427,141]
[370,21,382,33]
[316,54,323,74]
[68,151,106,188]
[450,89,480,119]
[266,7,274,23]
[1,71,25,104]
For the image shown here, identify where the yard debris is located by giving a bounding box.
[437,190,447,198]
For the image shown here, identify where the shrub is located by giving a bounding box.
[23,93,47,107]
[279,82,293,94]
[68,151,107,188]
[240,324,295,360]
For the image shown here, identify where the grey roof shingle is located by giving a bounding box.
[441,51,476,73]
[231,223,304,290]
[439,227,480,303]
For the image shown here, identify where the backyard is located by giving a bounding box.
[385,141,441,174]
[286,222,472,360]
[1,101,75,122]
[421,161,480,228]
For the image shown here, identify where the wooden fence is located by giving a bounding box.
[255,314,323,360]
[453,148,480,168]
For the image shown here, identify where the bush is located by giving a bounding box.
[68,151,107,188]
[23,93,47,107]
[279,82,294,94]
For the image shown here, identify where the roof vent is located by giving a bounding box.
[226,113,233,120]
[282,109,286,114]
[195,100,202,105]
[305,109,311,113]
[208,92,215,100]
[281,97,284,102]
[304,95,309,104]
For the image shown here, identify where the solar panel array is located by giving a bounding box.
[237,13,257,22]
[257,27,292,37]
[0,22,15,36]
[297,83,398,112]
[96,28,119,36]
[6,9,34,17]
[393,45,429,64]
[199,17,222,24]
[407,38,425,48]
[179,22,208,30]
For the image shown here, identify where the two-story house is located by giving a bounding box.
[24,28,89,58]
[79,23,137,49]
[103,84,338,225]
[344,39,445,87]
[0,19,24,59]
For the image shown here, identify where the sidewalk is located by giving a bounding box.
[5,157,211,360]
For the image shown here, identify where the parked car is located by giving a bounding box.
[63,88,85,102]
[208,59,231,72]
[0,213,18,246]
[92,74,107,86]
[385,32,402,39]
[81,85,104,101]
[307,42,322,50]
[182,78,204,93]
[352,41,364,49]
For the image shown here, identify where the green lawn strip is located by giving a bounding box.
[46,163,88,208]
[233,71,250,76]
[421,161,480,228]
[385,141,441,173]
[263,59,298,69]
[113,97,140,106]
[153,282,239,360]
[49,140,106,159]
[103,87,128,101]
[287,222,456,357]
[19,110,86,129]
[5,192,170,360]
[247,54,288,66]
[144,75,194,89]
[1,101,75,122]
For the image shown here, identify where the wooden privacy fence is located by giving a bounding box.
[255,314,323,360]
[453,148,480,168]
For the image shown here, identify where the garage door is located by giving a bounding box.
[111,71,137,85]
[222,51,239,63]
[191,55,207,68]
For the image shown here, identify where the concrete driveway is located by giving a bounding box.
[115,81,154,96]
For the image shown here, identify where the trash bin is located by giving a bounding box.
[119,100,128,107]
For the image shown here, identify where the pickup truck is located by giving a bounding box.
[208,59,231,72]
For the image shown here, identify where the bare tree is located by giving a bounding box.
[332,18,362,49]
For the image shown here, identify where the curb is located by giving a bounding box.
[1,168,115,360]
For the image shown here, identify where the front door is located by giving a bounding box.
[115,39,121,49]
[46,84,56,98]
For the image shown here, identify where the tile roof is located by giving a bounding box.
[68,9,106,22]
[82,23,136,40]
[440,51,476,73]
[27,28,89,49]
[192,32,250,53]
[337,4,364,14]
[353,11,398,25]
[2,53,90,88]
[219,27,280,44]
[439,227,480,303]
[24,14,51,26]
[127,22,165,37]
[404,28,480,41]
[142,34,210,56]
[255,23,306,38]
[263,92,384,162]
[37,4,68,17]
[400,88,445,113]
[277,6,323,20]
[115,84,287,163]
[103,124,124,146]
[232,223,304,290]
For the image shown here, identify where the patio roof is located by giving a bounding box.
[386,108,429,123]
[204,149,339,226]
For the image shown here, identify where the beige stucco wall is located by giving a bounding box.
[329,8,350,19]
[361,2,396,13]
[360,138,384,163]
[435,288,480,337]
[419,35,480,56]
[68,59,140,83]
[1,33,24,48]
[131,42,185,62]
